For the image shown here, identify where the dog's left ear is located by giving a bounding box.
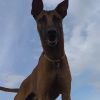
[55,0,69,18]
[31,0,43,19]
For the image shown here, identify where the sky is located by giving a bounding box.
[0,0,100,100]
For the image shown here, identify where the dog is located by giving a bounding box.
[0,0,71,100]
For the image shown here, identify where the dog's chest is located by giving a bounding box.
[55,62,61,68]
[48,62,62,70]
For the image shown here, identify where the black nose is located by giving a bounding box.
[47,30,57,41]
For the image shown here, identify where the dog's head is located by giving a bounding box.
[31,0,68,48]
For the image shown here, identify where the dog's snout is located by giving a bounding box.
[47,29,57,34]
[47,29,57,41]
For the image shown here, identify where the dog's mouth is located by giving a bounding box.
[48,39,57,47]
[47,30,58,47]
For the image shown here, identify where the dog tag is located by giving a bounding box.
[57,63,60,68]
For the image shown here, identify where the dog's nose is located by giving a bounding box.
[47,29,57,41]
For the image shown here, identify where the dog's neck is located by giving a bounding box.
[42,50,65,68]
[44,52,65,63]
[43,33,65,61]
[43,33,65,62]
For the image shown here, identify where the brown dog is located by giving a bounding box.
[0,0,71,100]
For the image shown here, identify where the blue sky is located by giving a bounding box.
[0,0,100,100]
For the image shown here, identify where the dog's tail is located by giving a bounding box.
[0,86,19,93]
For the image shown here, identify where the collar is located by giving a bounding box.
[44,53,65,63]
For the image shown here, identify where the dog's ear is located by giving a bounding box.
[31,0,43,18]
[55,0,68,18]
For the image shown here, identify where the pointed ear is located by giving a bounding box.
[31,0,43,18]
[55,0,69,18]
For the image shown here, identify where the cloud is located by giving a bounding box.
[65,0,100,74]
[64,0,100,93]
[0,74,25,88]
[0,0,33,87]
[0,16,18,74]
[43,0,63,10]
[69,0,100,24]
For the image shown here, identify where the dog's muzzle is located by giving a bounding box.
[47,29,58,47]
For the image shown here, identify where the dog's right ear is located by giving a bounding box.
[55,0,69,18]
[31,0,43,19]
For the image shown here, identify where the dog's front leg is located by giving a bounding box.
[61,76,71,100]
[61,79,71,100]
[36,77,51,100]
[62,89,71,100]
[60,65,71,100]
[36,69,54,100]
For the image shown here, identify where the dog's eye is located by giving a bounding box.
[38,15,47,24]
[53,15,61,23]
